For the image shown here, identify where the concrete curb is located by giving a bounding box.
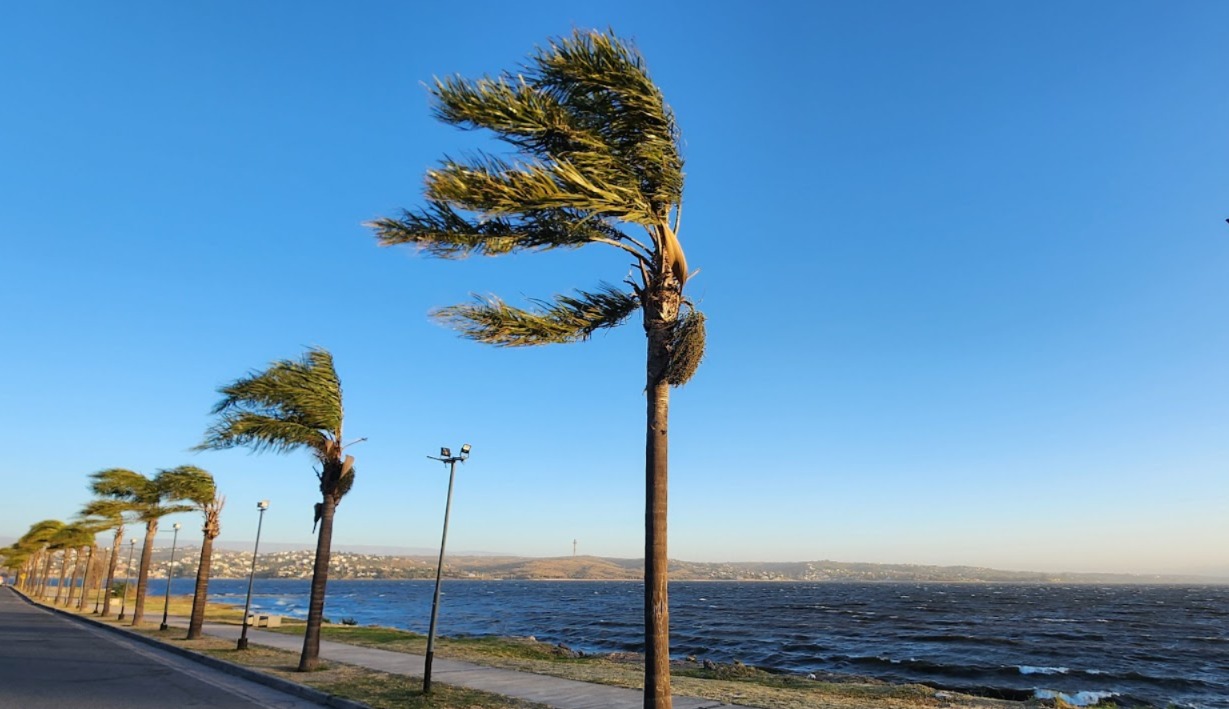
[9,588,368,709]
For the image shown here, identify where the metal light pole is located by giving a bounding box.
[237,500,269,650]
[159,523,181,631]
[118,539,136,621]
[423,443,471,694]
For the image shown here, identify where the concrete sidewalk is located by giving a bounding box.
[192,619,751,709]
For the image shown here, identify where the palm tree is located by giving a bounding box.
[21,519,65,599]
[78,502,126,616]
[196,347,358,671]
[89,468,195,625]
[48,523,93,606]
[370,29,703,708]
[155,465,223,640]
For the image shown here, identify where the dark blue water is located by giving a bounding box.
[173,578,1228,708]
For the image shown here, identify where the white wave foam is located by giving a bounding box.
[1034,689,1118,706]
[1019,666,1070,675]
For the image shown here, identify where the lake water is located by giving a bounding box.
[170,578,1228,708]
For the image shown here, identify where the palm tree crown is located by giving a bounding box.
[370,29,704,372]
[197,347,353,498]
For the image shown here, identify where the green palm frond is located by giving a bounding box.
[79,499,129,524]
[155,465,217,507]
[532,30,683,211]
[433,284,639,346]
[427,155,652,223]
[90,468,160,504]
[197,347,342,458]
[48,522,95,550]
[19,519,64,546]
[371,202,630,257]
[374,28,683,278]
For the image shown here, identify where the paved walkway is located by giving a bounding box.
[0,588,328,709]
[18,588,753,709]
[194,620,751,709]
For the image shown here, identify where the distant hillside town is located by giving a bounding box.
[130,548,1220,585]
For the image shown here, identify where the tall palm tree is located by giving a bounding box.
[78,502,126,616]
[89,468,195,625]
[196,347,358,671]
[370,30,703,708]
[155,465,223,640]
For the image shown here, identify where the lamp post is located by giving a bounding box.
[159,523,182,631]
[118,539,136,621]
[422,443,471,694]
[237,500,269,650]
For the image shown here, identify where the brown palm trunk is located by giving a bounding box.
[40,551,54,599]
[131,521,158,625]
[64,548,83,607]
[187,534,215,639]
[101,529,122,616]
[642,279,679,709]
[77,546,96,611]
[53,552,69,604]
[299,495,337,671]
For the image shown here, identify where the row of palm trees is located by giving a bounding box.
[0,348,350,673]
[4,29,696,708]
[2,465,223,640]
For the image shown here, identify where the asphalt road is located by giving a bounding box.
[0,588,325,708]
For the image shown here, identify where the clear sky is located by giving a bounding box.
[2,1,1226,577]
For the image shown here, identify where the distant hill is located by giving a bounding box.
[131,547,1227,585]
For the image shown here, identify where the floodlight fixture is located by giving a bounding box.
[440,447,451,458]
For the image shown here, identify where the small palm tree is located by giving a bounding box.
[155,465,224,640]
[78,501,126,616]
[89,468,195,625]
[196,347,358,671]
[23,519,65,598]
[371,30,702,708]
[49,523,94,607]
[3,520,62,593]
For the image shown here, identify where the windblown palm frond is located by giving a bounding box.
[196,348,342,460]
[154,465,217,507]
[89,468,193,521]
[79,499,130,524]
[21,519,65,546]
[434,285,640,346]
[49,523,95,550]
[372,28,681,274]
[90,469,159,504]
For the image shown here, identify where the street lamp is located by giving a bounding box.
[422,443,471,694]
[118,539,136,621]
[237,500,269,650]
[159,523,182,631]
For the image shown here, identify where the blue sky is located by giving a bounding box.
[2,2,1226,576]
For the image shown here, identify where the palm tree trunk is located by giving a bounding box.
[53,551,69,604]
[299,495,337,671]
[187,534,215,639]
[642,282,678,709]
[101,530,122,616]
[131,521,158,625]
[39,551,54,599]
[64,548,83,607]
[77,546,96,611]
